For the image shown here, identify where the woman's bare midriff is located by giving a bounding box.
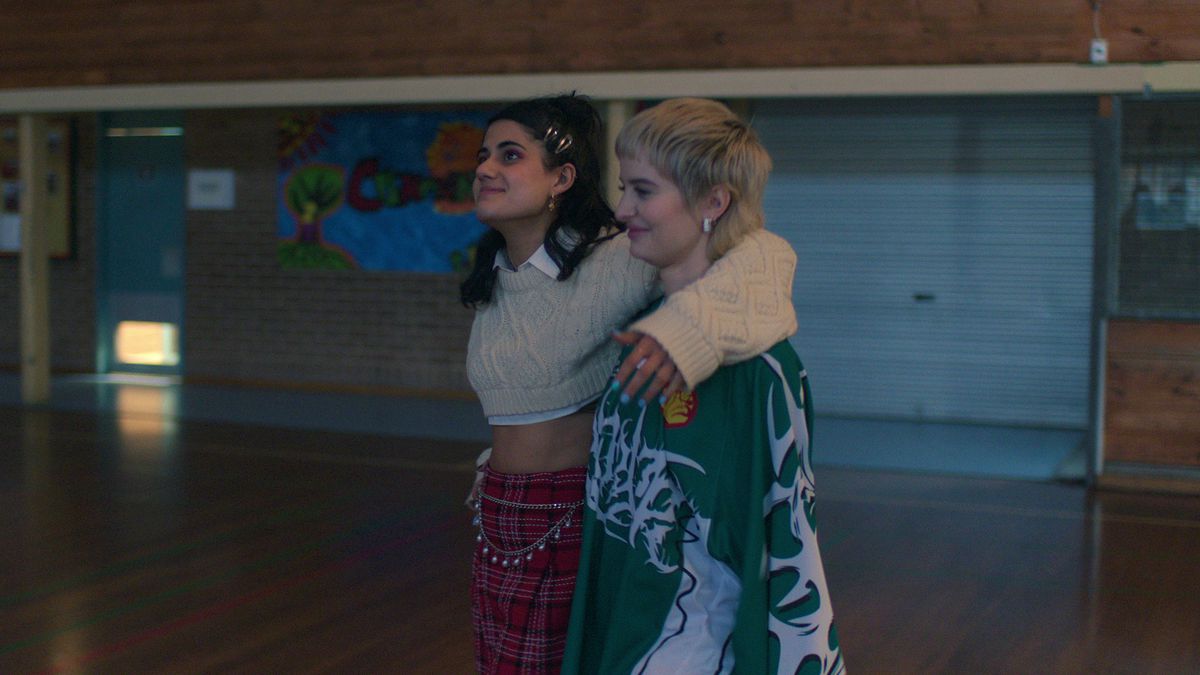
[488,410,594,474]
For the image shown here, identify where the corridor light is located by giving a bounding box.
[115,321,179,366]
[105,127,184,137]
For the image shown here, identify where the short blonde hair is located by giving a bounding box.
[615,98,772,258]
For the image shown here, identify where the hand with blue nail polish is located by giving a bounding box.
[611,330,686,407]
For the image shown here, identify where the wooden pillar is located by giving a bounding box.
[19,114,51,404]
[601,100,635,209]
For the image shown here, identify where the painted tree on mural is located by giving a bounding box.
[280,164,352,269]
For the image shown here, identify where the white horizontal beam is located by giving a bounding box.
[1143,61,1200,93]
[0,62,1179,114]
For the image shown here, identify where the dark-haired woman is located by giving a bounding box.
[463,94,797,674]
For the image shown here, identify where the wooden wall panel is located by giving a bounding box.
[1105,320,1200,468]
[1,1,1199,89]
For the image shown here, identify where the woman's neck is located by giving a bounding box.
[493,216,554,267]
[503,230,545,268]
[657,231,714,294]
[659,254,713,295]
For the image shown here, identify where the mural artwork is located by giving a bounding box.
[276,110,488,272]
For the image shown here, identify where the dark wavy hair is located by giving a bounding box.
[459,94,617,307]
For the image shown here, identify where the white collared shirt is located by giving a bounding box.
[493,244,562,277]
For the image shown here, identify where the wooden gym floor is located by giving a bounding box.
[1,404,1198,674]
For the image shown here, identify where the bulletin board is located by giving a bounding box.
[0,117,74,258]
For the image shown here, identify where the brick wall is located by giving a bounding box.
[183,108,475,394]
[5,1,1200,89]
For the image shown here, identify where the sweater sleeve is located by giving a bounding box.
[627,228,797,389]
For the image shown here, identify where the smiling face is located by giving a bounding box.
[615,153,717,292]
[473,119,568,234]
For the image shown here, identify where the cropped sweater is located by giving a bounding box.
[467,229,797,418]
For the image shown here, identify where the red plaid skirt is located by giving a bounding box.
[471,465,586,674]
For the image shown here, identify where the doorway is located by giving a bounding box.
[97,111,185,375]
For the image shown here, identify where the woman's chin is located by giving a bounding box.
[473,206,499,223]
[628,243,664,268]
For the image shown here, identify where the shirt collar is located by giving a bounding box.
[493,244,562,278]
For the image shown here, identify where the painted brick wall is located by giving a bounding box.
[182,108,475,394]
[2,109,481,395]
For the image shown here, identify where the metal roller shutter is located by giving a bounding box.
[756,97,1094,428]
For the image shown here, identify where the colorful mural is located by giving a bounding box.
[276,111,488,272]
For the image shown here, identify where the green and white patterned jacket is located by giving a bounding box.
[563,333,844,675]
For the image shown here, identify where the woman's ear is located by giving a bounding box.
[551,163,577,197]
[702,185,732,223]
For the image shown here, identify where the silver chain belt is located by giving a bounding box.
[478,491,584,510]
[472,493,584,567]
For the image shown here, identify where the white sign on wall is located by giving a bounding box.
[187,169,236,210]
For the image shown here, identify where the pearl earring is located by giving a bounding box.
[702,217,712,233]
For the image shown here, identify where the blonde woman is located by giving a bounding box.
[564,98,843,674]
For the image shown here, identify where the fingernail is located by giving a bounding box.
[658,394,667,406]
[619,393,630,404]
[638,398,646,408]
[609,380,620,392]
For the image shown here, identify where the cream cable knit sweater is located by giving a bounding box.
[630,228,798,388]
[467,229,796,418]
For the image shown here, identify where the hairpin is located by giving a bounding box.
[543,124,573,155]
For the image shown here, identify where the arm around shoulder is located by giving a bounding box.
[628,228,798,389]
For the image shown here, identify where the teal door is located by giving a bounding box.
[97,112,185,375]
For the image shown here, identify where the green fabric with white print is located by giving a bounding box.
[563,334,844,675]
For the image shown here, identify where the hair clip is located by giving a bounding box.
[543,124,573,155]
